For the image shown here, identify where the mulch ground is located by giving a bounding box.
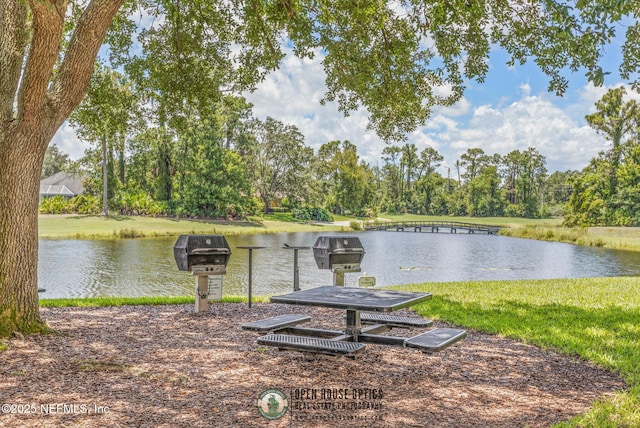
[0,303,626,427]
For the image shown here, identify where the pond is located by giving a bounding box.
[38,231,640,299]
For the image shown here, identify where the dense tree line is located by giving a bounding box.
[376,145,554,218]
[48,84,640,224]
[45,68,576,220]
[564,87,640,226]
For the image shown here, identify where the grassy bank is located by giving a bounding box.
[38,214,345,239]
[40,214,640,255]
[401,277,640,427]
[370,213,640,253]
[501,225,640,252]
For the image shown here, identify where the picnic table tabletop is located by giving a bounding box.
[269,285,432,312]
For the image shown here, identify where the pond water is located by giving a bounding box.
[38,231,640,299]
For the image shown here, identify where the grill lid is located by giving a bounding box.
[173,234,232,272]
[312,236,365,270]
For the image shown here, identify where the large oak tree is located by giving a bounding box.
[1,0,125,336]
[1,0,638,336]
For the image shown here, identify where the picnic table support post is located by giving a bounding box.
[237,246,266,308]
[345,309,362,339]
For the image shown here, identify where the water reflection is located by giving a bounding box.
[38,231,640,299]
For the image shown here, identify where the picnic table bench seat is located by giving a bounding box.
[257,334,365,357]
[404,328,467,353]
[241,314,310,333]
[359,312,433,328]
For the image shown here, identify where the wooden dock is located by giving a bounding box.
[363,221,503,234]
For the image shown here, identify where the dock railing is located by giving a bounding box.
[363,220,504,234]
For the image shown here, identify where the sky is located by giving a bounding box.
[240,44,639,175]
[52,30,639,176]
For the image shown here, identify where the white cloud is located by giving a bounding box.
[579,83,611,110]
[432,96,472,117]
[51,122,89,160]
[431,92,608,172]
[244,46,615,172]
[245,49,391,162]
[247,50,612,173]
[53,47,620,176]
[245,49,474,165]
[578,82,640,114]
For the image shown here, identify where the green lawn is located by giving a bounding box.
[399,277,640,427]
[38,214,344,239]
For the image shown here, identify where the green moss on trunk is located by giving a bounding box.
[0,310,50,338]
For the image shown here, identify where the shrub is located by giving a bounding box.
[114,228,145,238]
[39,195,103,214]
[39,196,70,214]
[352,207,378,218]
[293,207,333,222]
[69,195,101,214]
[111,190,166,216]
[349,220,363,231]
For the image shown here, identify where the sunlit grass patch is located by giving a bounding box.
[501,225,640,251]
[38,214,344,239]
[394,277,640,427]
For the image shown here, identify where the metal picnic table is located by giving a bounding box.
[243,286,466,357]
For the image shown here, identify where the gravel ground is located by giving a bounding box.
[0,303,626,427]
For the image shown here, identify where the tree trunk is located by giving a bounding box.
[102,132,109,216]
[0,129,49,336]
[0,0,125,337]
[118,133,126,184]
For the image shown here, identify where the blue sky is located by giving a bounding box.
[53,30,638,175]
[239,43,639,174]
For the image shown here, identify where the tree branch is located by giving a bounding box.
[50,0,125,128]
[0,0,29,124]
[16,0,66,125]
